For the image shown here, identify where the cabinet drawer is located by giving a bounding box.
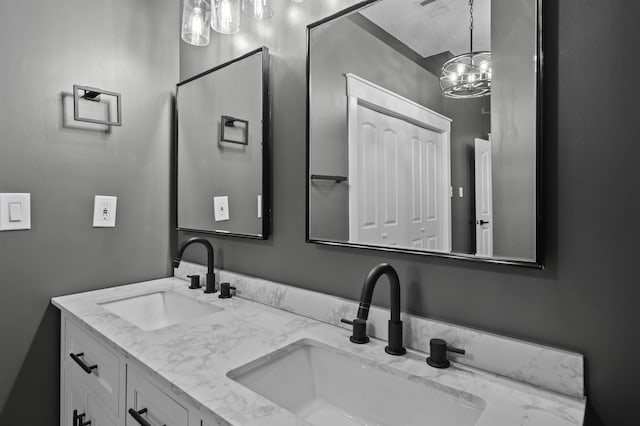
[126,366,188,426]
[64,317,121,416]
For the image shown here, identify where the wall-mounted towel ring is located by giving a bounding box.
[73,85,122,127]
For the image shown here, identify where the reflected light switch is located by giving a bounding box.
[214,196,230,222]
[9,202,22,222]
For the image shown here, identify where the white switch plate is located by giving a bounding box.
[257,195,262,219]
[0,193,31,231]
[93,195,117,227]
[213,196,230,222]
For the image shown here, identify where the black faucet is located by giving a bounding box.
[173,238,216,293]
[343,263,406,356]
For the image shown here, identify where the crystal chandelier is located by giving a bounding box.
[440,0,491,99]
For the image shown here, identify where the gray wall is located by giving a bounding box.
[178,52,264,235]
[491,0,537,260]
[444,96,489,254]
[0,0,179,423]
[180,0,640,424]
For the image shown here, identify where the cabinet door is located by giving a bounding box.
[87,394,119,426]
[126,366,188,426]
[63,368,88,426]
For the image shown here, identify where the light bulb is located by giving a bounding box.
[457,63,465,75]
[191,7,203,36]
[243,0,274,20]
[449,72,458,82]
[212,0,240,34]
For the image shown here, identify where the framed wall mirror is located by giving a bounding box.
[177,47,271,239]
[306,0,542,267]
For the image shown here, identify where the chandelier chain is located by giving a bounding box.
[469,0,474,54]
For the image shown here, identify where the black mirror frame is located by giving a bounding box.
[305,1,544,268]
[176,46,272,240]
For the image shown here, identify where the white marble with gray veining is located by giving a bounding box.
[52,276,585,426]
[175,262,584,399]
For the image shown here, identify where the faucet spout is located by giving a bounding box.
[357,263,401,322]
[174,238,216,292]
[356,263,406,356]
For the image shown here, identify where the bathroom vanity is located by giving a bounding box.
[53,267,585,426]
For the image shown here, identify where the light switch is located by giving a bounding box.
[458,187,464,198]
[214,196,230,222]
[0,193,31,231]
[93,195,117,228]
[9,202,22,222]
[257,195,262,219]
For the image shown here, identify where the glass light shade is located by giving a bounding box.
[181,0,212,46]
[212,0,241,34]
[243,0,274,20]
[440,52,491,99]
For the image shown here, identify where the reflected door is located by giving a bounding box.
[352,105,447,251]
[474,137,493,256]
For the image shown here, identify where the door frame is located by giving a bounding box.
[346,73,452,251]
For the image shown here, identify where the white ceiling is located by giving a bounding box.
[359,0,491,58]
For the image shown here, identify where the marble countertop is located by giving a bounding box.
[52,278,585,426]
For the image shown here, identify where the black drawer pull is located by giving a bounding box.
[128,408,166,426]
[69,352,98,374]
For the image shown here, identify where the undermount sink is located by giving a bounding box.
[100,291,222,331]
[227,339,486,426]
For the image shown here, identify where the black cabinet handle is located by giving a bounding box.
[73,409,91,426]
[69,352,98,374]
[128,408,166,426]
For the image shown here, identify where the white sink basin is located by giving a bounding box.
[227,339,486,426]
[100,291,222,331]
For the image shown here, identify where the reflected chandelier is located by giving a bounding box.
[440,0,491,99]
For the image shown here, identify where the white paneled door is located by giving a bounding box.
[352,105,448,251]
[474,137,493,256]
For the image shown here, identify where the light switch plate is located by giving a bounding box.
[0,193,31,231]
[214,196,230,222]
[93,195,117,228]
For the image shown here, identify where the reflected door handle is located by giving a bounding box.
[477,220,490,225]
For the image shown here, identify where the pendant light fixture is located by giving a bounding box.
[212,0,241,34]
[440,0,491,99]
[181,0,212,46]
[242,0,274,20]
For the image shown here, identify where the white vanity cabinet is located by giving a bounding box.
[60,313,222,426]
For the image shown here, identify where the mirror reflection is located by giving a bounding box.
[177,47,270,239]
[307,0,539,263]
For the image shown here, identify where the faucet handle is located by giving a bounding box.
[187,275,201,289]
[218,282,236,299]
[426,338,465,369]
[341,318,370,344]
